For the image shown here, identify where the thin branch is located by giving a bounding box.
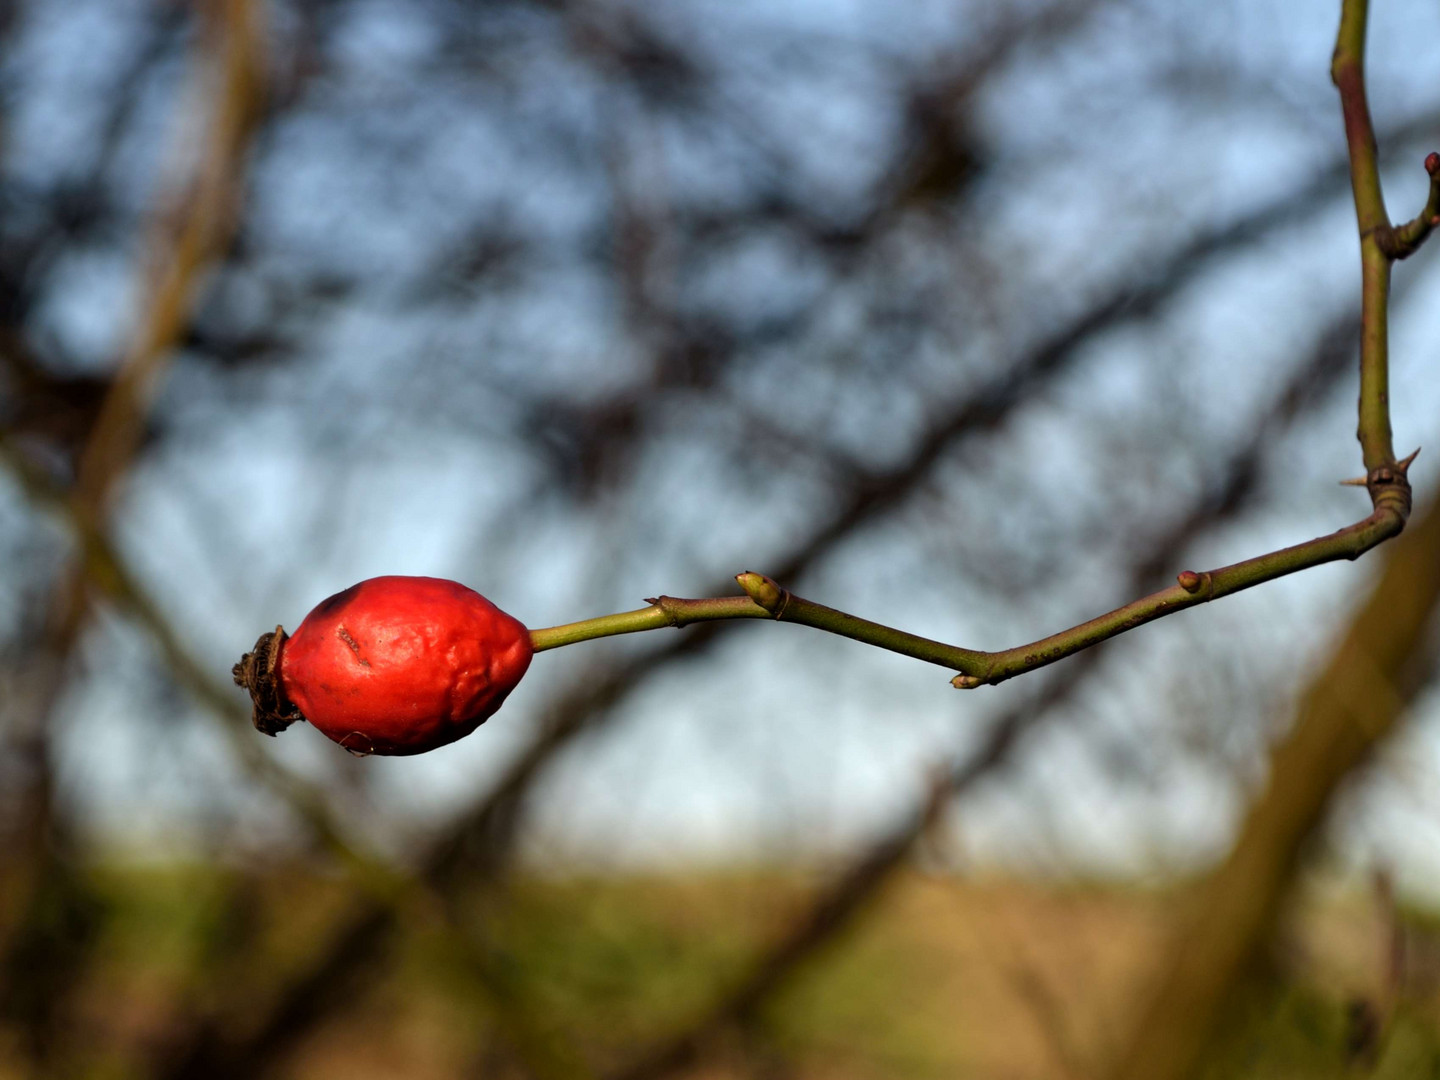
[1381,152,1440,259]
[529,29,1437,686]
[529,486,1412,689]
[1099,4,1440,1076]
[1103,459,1440,1080]
[0,2,268,1065]
[174,138,1416,1080]
[601,304,1363,1080]
[1330,0,1438,467]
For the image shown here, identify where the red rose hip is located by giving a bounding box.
[234,576,532,756]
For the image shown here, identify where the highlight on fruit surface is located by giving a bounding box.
[233,576,532,756]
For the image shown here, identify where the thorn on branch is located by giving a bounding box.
[1369,447,1421,486]
[1360,447,1420,526]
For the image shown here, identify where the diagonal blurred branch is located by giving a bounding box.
[0,433,594,1080]
[0,0,267,1066]
[2,0,268,838]
[1103,482,1440,1080]
[2,0,268,848]
[525,0,1113,499]
[600,304,1366,1080]
[430,134,1409,889]
[1101,6,1440,1072]
[73,0,267,517]
[151,133,1418,1080]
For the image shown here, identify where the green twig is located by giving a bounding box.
[530,0,1429,693]
[528,595,774,651]
[1331,0,1439,470]
[1383,153,1440,258]
[528,491,1409,689]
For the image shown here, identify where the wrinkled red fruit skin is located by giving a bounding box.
[278,576,532,756]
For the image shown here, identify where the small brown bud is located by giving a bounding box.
[952,674,984,690]
[1427,152,1440,177]
[1177,570,1204,594]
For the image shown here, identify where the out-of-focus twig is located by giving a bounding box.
[1101,3,1440,1073]
[158,134,1407,1080]
[2,443,589,1080]
[1104,489,1440,1080]
[73,0,267,517]
[447,130,1406,888]
[600,305,1363,1080]
[0,0,268,1066]
[2,0,268,851]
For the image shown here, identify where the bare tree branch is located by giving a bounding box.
[601,305,1364,1080]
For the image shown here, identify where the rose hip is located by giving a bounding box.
[233,576,532,756]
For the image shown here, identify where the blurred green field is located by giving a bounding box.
[11,866,1440,1079]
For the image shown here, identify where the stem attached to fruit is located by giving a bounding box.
[527,595,774,652]
[528,483,1412,689]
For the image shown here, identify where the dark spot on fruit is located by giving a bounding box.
[310,583,362,620]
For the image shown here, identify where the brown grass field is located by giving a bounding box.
[20,866,1440,1080]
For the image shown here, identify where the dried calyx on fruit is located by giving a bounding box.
[233,576,532,756]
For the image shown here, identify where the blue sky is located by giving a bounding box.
[6,0,1440,894]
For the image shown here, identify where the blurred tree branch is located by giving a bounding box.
[1102,4,1440,1076]
[1104,474,1440,1080]
[0,0,267,1067]
[160,116,1426,1075]
[601,304,1366,1080]
[1,2,1436,1076]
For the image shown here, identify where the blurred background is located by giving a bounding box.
[3,0,1440,1076]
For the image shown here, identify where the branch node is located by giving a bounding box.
[649,596,688,627]
[1376,154,1440,259]
[1366,451,1418,487]
[1363,448,1419,525]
